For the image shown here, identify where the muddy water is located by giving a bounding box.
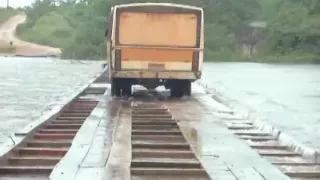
[0,57,102,143]
[200,62,320,150]
[1,57,319,153]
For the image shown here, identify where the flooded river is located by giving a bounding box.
[0,57,319,151]
[0,57,101,143]
[199,62,320,150]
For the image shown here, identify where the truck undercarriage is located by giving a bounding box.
[110,77,192,97]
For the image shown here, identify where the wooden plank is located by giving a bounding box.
[49,100,110,180]
[199,121,291,180]
[228,166,265,180]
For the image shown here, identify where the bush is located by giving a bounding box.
[0,7,19,23]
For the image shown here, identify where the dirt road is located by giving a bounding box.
[0,13,62,56]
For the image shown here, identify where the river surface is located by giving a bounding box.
[0,57,319,151]
[199,62,320,150]
[0,57,101,143]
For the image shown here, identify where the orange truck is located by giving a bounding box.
[105,3,204,97]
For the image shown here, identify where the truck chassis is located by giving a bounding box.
[110,77,192,97]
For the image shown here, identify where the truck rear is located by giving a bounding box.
[106,3,204,97]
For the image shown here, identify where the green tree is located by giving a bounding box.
[15,0,320,63]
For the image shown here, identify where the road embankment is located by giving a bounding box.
[0,13,61,57]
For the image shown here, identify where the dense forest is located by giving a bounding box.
[11,0,320,63]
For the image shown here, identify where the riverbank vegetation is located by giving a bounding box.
[0,7,19,53]
[0,45,15,54]
[13,0,320,63]
[0,7,19,23]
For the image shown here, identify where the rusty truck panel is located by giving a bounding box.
[106,3,204,96]
[121,47,193,62]
[114,8,202,71]
[118,12,198,47]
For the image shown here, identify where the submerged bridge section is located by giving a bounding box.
[0,68,318,180]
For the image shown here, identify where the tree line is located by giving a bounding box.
[14,0,320,63]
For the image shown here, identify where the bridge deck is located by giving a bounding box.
[47,83,290,180]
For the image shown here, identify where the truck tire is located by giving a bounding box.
[170,81,183,97]
[185,81,191,96]
[170,87,180,97]
[111,78,121,97]
[122,84,132,96]
[170,80,191,97]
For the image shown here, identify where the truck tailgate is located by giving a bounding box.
[118,12,198,47]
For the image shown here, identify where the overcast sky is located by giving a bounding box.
[0,0,34,8]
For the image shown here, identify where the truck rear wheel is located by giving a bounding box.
[111,78,132,97]
[185,81,191,96]
[170,87,182,97]
[111,78,121,97]
[122,83,132,96]
[170,80,191,97]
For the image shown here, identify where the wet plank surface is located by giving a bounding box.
[6,83,308,180]
[50,94,120,180]
[166,94,292,180]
